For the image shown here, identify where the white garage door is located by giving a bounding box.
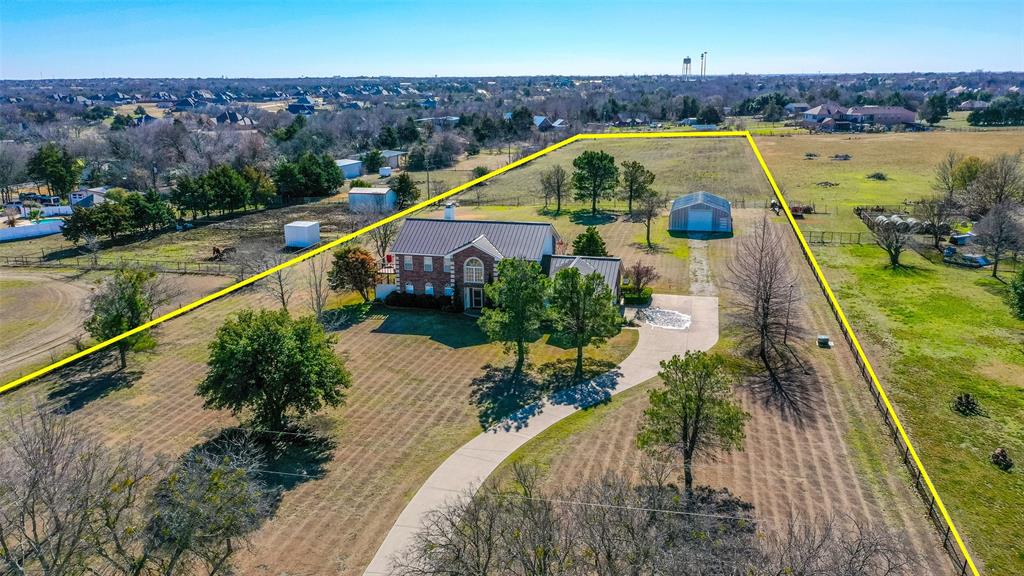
[688,208,713,231]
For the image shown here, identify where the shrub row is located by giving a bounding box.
[384,291,462,313]
[622,287,653,305]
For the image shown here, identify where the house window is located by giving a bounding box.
[423,257,433,272]
[403,255,413,271]
[443,256,452,273]
[425,282,434,296]
[405,282,414,294]
[464,257,485,284]
[444,284,454,296]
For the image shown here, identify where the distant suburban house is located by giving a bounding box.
[802,102,916,131]
[533,115,553,131]
[414,116,460,129]
[174,98,207,111]
[216,111,257,126]
[288,95,318,115]
[347,187,395,213]
[615,112,650,126]
[419,97,438,109]
[70,186,110,207]
[668,191,733,235]
[784,102,810,115]
[132,114,161,127]
[958,100,990,111]
[335,158,363,179]
[389,215,622,311]
[551,118,569,130]
[190,89,215,100]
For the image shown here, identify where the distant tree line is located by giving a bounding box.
[968,93,1024,126]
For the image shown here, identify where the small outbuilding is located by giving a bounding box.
[284,221,320,248]
[348,187,397,213]
[668,191,733,234]
[335,158,363,179]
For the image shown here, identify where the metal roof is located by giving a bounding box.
[547,255,622,293]
[336,158,362,166]
[391,218,556,259]
[671,191,731,212]
[348,187,392,195]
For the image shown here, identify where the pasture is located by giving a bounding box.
[758,131,1024,575]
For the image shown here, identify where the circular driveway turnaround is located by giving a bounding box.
[363,294,719,575]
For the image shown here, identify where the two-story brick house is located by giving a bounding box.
[389,216,622,312]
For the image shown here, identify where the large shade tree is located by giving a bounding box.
[28,142,82,199]
[549,267,621,381]
[572,150,619,216]
[198,309,351,431]
[479,258,549,377]
[85,267,173,368]
[637,351,749,492]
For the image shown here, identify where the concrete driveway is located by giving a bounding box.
[363,294,719,575]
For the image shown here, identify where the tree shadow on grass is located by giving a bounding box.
[374,309,488,349]
[629,241,668,254]
[568,209,617,226]
[744,351,822,428]
[323,302,376,332]
[47,352,143,412]
[471,364,544,431]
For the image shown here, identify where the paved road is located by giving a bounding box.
[363,294,720,575]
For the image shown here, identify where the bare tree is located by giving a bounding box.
[539,165,568,214]
[367,219,399,264]
[635,188,666,249]
[870,216,918,268]
[236,242,296,313]
[0,406,107,576]
[973,201,1023,279]
[728,214,801,372]
[0,406,272,576]
[757,513,917,576]
[966,152,1024,217]
[306,254,331,322]
[4,206,18,227]
[0,142,30,205]
[932,150,962,206]
[912,195,953,250]
[624,260,660,298]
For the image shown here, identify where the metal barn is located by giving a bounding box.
[668,191,733,234]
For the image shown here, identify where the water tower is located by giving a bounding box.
[683,56,692,80]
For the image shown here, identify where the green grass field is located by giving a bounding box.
[760,132,1024,575]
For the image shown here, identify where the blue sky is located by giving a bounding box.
[1,0,1022,79]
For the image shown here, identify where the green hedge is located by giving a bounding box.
[622,287,653,305]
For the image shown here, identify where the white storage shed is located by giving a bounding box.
[348,187,397,213]
[284,221,320,248]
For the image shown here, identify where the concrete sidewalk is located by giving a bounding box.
[363,294,719,575]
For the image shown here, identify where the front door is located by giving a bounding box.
[466,287,484,309]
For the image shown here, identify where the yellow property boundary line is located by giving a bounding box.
[0,130,978,575]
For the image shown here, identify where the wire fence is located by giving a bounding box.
[0,254,242,276]
[806,230,866,245]
[783,212,975,576]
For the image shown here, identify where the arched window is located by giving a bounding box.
[464,257,485,283]
[424,282,434,296]
[405,282,414,294]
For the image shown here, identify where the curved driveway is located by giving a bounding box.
[364,294,720,575]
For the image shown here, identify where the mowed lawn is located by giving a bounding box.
[489,208,952,574]
[0,249,638,576]
[759,132,1024,575]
